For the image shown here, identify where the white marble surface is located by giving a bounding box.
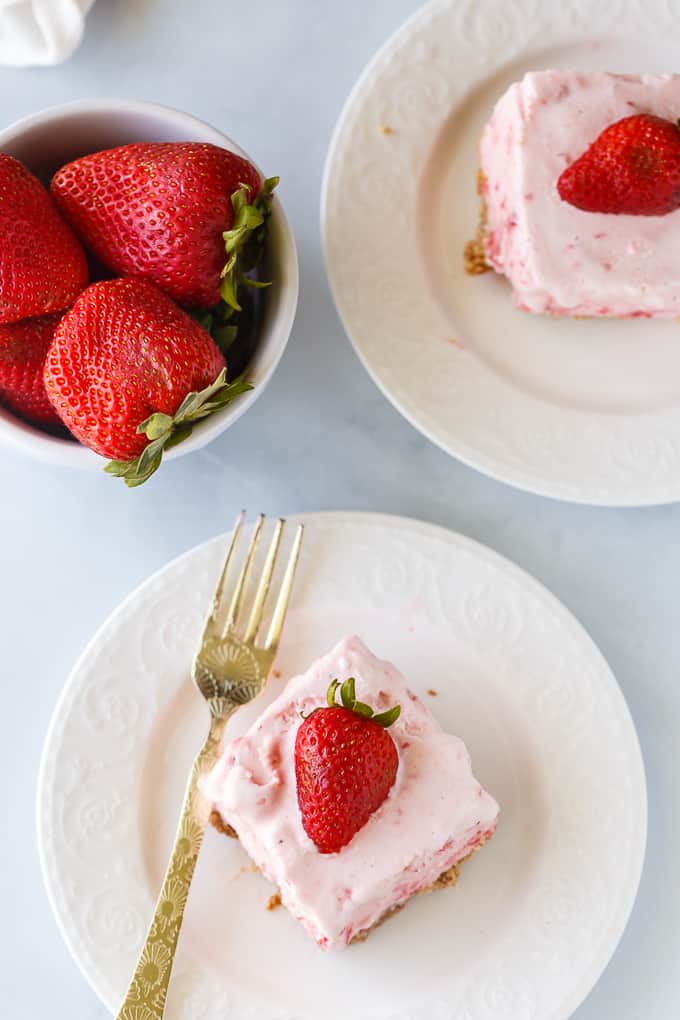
[0,1,677,1017]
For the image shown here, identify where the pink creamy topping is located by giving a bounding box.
[479,70,680,316]
[201,635,499,949]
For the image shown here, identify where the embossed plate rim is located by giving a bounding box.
[36,511,647,1019]
[321,0,680,505]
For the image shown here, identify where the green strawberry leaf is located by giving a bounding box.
[352,701,374,719]
[163,422,194,451]
[322,677,400,728]
[188,305,240,357]
[188,308,216,332]
[139,412,174,441]
[220,176,278,312]
[104,459,135,478]
[240,277,273,290]
[219,265,240,312]
[327,679,341,707]
[372,705,401,728]
[340,676,356,709]
[104,369,253,488]
[128,437,166,487]
[213,322,239,352]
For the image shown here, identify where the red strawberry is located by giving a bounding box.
[0,153,88,325]
[295,678,401,854]
[557,114,680,215]
[51,142,277,310]
[0,313,64,427]
[43,278,252,485]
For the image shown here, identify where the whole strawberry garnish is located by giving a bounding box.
[0,153,88,325]
[295,678,401,854]
[0,313,64,427]
[43,278,252,485]
[51,142,277,311]
[557,114,680,215]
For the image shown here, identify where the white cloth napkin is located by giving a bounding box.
[0,0,94,66]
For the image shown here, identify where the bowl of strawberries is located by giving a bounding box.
[0,99,298,485]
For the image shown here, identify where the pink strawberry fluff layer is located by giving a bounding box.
[200,635,499,949]
[479,70,680,316]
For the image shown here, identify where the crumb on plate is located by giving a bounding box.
[209,810,237,838]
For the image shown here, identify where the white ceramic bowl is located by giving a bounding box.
[0,99,298,470]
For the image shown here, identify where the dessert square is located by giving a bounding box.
[474,70,680,316]
[201,635,499,949]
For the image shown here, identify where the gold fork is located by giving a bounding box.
[115,512,304,1020]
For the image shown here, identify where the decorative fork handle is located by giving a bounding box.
[115,714,229,1020]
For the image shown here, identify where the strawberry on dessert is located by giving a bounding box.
[51,142,276,311]
[295,677,401,854]
[201,636,499,949]
[557,113,680,215]
[43,278,251,486]
[470,70,680,317]
[0,153,88,325]
[0,314,64,427]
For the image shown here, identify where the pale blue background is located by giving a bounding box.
[0,1,677,1017]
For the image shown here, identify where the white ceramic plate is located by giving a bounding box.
[38,512,646,1020]
[322,0,680,505]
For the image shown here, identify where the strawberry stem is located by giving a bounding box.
[325,677,400,728]
[103,368,252,487]
[220,176,278,312]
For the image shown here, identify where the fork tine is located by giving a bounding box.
[264,523,304,651]
[223,513,265,633]
[243,518,285,644]
[200,510,245,642]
